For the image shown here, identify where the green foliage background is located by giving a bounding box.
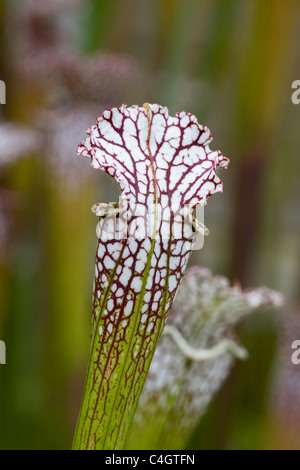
[0,0,300,450]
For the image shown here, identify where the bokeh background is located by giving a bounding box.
[0,0,300,450]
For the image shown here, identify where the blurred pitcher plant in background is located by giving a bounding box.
[125,267,284,450]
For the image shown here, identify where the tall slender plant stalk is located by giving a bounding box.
[72,103,229,450]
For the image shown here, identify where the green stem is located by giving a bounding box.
[72,232,186,450]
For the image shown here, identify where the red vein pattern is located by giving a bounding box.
[73,104,229,450]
